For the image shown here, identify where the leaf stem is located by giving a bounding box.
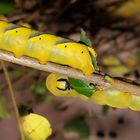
[1,61,25,140]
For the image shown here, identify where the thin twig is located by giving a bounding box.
[0,50,139,95]
[1,60,25,140]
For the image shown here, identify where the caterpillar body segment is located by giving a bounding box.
[25,34,64,64]
[0,20,97,76]
[0,21,13,52]
[90,89,132,108]
[0,20,10,34]
[46,73,140,111]
[48,42,95,75]
[2,26,32,57]
[91,89,140,111]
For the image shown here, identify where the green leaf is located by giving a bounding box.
[0,95,10,119]
[102,105,109,116]
[80,28,92,46]
[73,86,95,97]
[69,77,91,87]
[64,116,90,138]
[68,78,95,97]
[0,1,15,14]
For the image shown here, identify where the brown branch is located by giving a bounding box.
[0,50,140,95]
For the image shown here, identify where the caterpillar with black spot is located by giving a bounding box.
[0,20,97,76]
[46,73,140,111]
[1,20,139,111]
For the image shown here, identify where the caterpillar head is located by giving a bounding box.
[46,73,70,96]
[46,73,89,100]
[53,42,96,75]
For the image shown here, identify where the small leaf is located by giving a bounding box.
[68,78,95,97]
[64,116,90,138]
[80,28,92,46]
[0,95,10,119]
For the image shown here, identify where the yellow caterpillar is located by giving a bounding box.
[0,20,97,76]
[46,73,140,111]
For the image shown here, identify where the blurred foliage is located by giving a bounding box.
[0,95,10,119]
[12,69,25,78]
[136,49,140,62]
[0,0,15,14]
[102,55,130,76]
[45,95,53,102]
[53,101,68,111]
[64,116,90,138]
[102,105,109,116]
[31,82,47,96]
[108,0,140,19]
